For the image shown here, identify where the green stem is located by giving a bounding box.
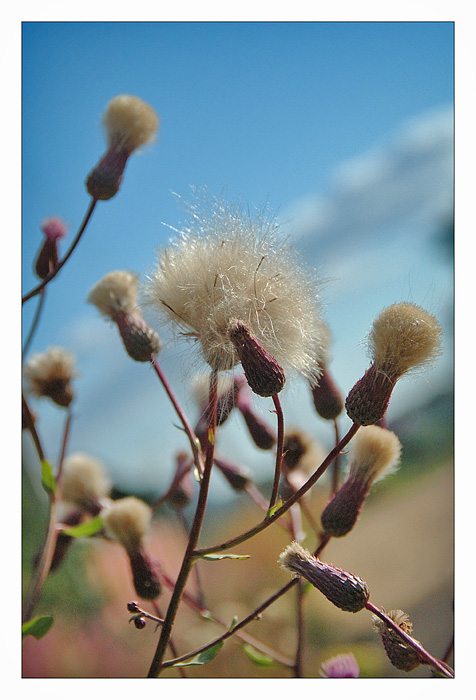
[22,408,73,623]
[147,370,218,678]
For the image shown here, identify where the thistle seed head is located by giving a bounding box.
[102,95,159,153]
[349,426,401,484]
[102,497,152,553]
[61,453,111,512]
[279,541,370,613]
[23,346,77,408]
[369,302,442,379]
[145,192,324,381]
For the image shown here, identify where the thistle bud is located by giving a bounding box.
[279,541,370,613]
[228,320,286,397]
[321,427,401,537]
[103,497,161,600]
[320,653,360,678]
[346,303,442,425]
[34,217,68,279]
[86,95,159,200]
[193,373,237,449]
[214,454,251,491]
[61,452,112,514]
[23,346,77,408]
[311,368,344,420]
[163,452,195,510]
[88,270,162,362]
[372,609,425,672]
[235,379,276,450]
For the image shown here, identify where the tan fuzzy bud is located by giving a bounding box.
[102,497,152,552]
[23,346,77,408]
[61,453,111,512]
[321,427,401,537]
[88,270,139,319]
[279,541,370,613]
[373,609,425,672]
[345,303,441,426]
[103,95,159,153]
[88,271,161,361]
[228,319,286,397]
[370,303,442,378]
[86,95,159,200]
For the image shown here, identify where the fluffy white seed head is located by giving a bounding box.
[102,497,152,552]
[145,193,324,380]
[349,426,401,484]
[88,270,139,319]
[23,347,77,407]
[61,452,111,508]
[103,95,159,153]
[369,302,442,378]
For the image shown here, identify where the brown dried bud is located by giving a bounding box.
[310,368,343,420]
[373,609,425,672]
[163,452,195,510]
[228,319,285,397]
[280,541,370,613]
[23,347,77,408]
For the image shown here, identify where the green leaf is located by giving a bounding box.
[242,643,274,667]
[60,515,104,538]
[172,641,224,667]
[41,460,56,495]
[197,553,250,561]
[22,615,54,640]
[229,615,239,631]
[265,498,283,520]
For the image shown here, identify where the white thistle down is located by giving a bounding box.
[145,193,326,381]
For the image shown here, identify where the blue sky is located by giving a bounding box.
[21,21,454,497]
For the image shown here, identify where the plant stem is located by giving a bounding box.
[147,370,218,678]
[22,198,98,304]
[151,600,188,678]
[365,602,454,678]
[22,394,45,462]
[267,394,284,513]
[331,418,341,494]
[22,287,46,358]
[22,408,73,623]
[151,357,204,477]
[293,581,306,678]
[195,423,359,555]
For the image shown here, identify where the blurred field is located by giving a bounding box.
[22,436,453,678]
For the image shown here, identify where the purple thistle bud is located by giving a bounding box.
[373,609,425,672]
[228,319,286,397]
[114,310,162,362]
[310,368,343,421]
[214,454,251,491]
[280,541,370,613]
[128,549,162,600]
[320,653,360,678]
[235,382,276,450]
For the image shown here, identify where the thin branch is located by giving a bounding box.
[22,287,46,358]
[267,394,284,512]
[22,198,97,304]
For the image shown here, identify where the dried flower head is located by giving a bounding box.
[321,427,401,537]
[103,497,161,599]
[320,653,360,678]
[145,193,324,390]
[102,95,159,153]
[23,346,77,407]
[346,303,442,425]
[102,497,152,553]
[88,270,162,361]
[372,609,425,672]
[279,541,370,613]
[86,95,159,200]
[61,452,111,513]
